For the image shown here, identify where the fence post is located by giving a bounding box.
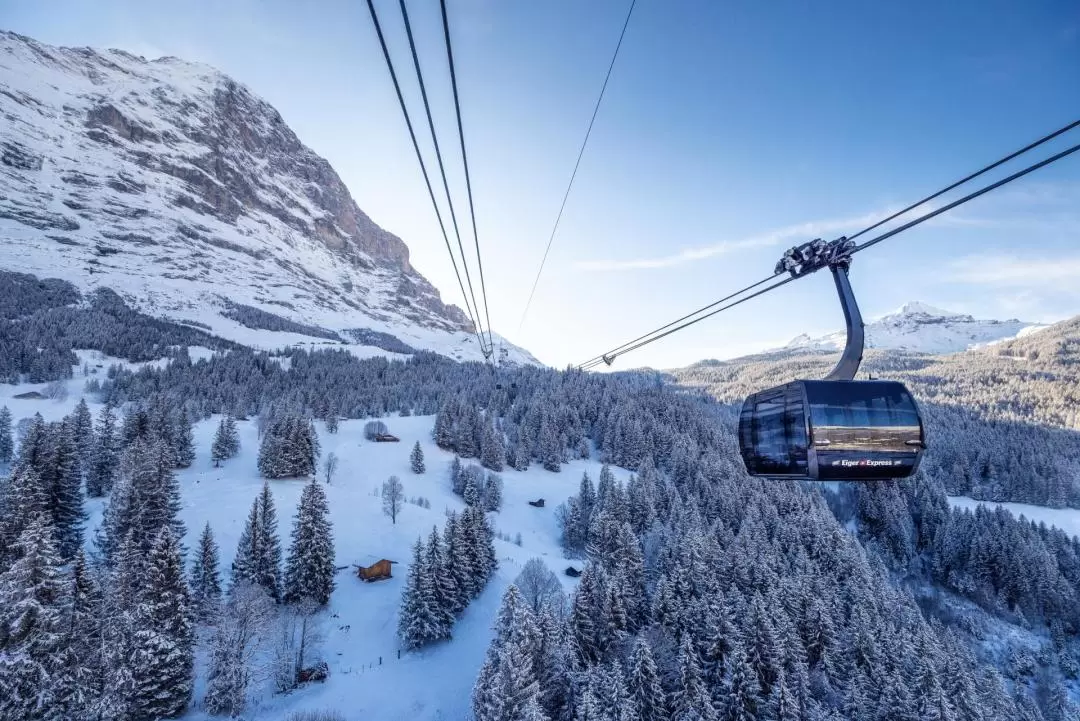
[379,656,382,666]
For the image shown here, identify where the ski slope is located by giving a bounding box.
[0,350,617,721]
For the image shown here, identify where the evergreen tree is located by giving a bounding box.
[628,636,666,721]
[0,405,13,464]
[258,415,319,478]
[0,515,66,721]
[451,456,464,495]
[129,527,194,719]
[483,473,504,512]
[128,437,186,555]
[724,643,761,721]
[232,497,261,589]
[211,415,240,466]
[47,417,85,560]
[0,466,48,568]
[256,482,283,601]
[481,416,505,472]
[434,405,455,449]
[672,634,718,721]
[212,421,233,471]
[86,403,119,498]
[191,523,223,622]
[473,585,546,721]
[98,531,141,720]
[411,441,426,474]
[426,527,456,636]
[443,512,470,614]
[56,550,104,719]
[463,468,481,507]
[399,538,445,649]
[284,479,336,605]
[71,398,94,471]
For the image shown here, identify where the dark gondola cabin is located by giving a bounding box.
[739,380,925,481]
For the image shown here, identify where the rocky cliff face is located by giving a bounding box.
[0,31,534,362]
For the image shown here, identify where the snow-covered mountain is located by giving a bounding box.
[782,301,1046,355]
[0,31,536,364]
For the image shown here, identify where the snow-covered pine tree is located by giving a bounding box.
[398,537,445,649]
[55,550,104,719]
[72,398,94,471]
[232,496,261,590]
[129,437,186,554]
[457,404,483,459]
[0,405,13,464]
[425,527,455,637]
[443,512,471,614]
[256,481,283,601]
[472,585,546,721]
[463,469,481,507]
[411,440,426,474]
[284,478,335,605]
[434,404,455,450]
[211,416,236,467]
[483,473,504,512]
[538,414,561,473]
[86,403,120,497]
[191,523,223,621]
[96,463,137,565]
[98,530,141,720]
[0,515,66,720]
[671,634,719,721]
[628,636,665,721]
[481,416,505,472]
[0,465,48,568]
[129,527,194,720]
[450,456,464,494]
[47,416,85,561]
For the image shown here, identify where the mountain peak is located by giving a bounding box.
[0,31,537,365]
[783,302,1043,355]
[892,301,966,319]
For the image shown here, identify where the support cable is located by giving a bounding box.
[518,0,637,331]
[398,0,490,356]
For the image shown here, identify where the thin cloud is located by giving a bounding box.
[945,255,1080,292]
[574,208,900,272]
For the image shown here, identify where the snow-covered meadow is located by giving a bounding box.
[948,495,1080,541]
[0,350,624,721]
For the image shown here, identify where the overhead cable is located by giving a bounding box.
[364,0,488,357]
[518,0,638,332]
[578,134,1080,370]
[439,0,495,355]
[398,0,490,356]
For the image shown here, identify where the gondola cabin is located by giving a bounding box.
[739,380,925,481]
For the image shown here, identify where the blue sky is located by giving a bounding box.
[4,0,1079,368]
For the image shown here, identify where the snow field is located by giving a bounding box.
[0,350,624,721]
[948,495,1080,541]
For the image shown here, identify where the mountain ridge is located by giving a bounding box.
[0,30,536,365]
[780,300,1045,355]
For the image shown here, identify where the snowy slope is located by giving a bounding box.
[949,496,1080,541]
[0,351,602,721]
[0,31,536,366]
[783,301,1045,355]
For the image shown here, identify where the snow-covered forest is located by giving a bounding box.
[2,278,1080,720]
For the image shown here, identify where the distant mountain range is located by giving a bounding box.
[0,31,536,365]
[781,301,1046,355]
